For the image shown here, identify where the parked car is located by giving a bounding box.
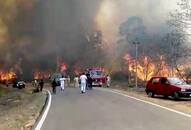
[12,81,26,89]
[145,77,191,99]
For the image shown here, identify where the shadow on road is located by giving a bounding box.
[152,96,191,102]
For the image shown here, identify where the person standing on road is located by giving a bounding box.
[52,79,57,94]
[39,79,44,92]
[67,76,71,87]
[74,76,79,88]
[106,75,111,87]
[80,73,87,94]
[60,75,66,91]
[33,79,39,92]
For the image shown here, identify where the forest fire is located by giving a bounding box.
[74,68,82,76]
[60,63,67,73]
[33,70,50,80]
[0,70,17,83]
[57,60,68,73]
[123,54,172,81]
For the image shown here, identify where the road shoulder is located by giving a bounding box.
[101,85,191,116]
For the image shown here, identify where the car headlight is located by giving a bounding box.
[181,88,186,92]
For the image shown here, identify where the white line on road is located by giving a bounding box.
[99,88,191,118]
[35,90,52,130]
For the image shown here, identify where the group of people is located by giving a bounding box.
[51,76,64,94]
[51,73,93,94]
[51,73,111,94]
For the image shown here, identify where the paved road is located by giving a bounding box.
[41,88,191,130]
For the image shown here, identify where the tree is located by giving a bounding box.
[169,0,191,35]
[119,16,148,43]
[167,0,191,79]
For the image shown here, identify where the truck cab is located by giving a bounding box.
[88,68,106,87]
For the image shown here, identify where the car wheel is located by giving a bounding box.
[147,91,154,97]
[172,92,180,100]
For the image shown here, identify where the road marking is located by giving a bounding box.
[35,90,52,130]
[99,88,191,118]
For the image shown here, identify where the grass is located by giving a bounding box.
[0,84,47,130]
[0,85,11,97]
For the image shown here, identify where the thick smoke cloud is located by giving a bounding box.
[0,0,180,79]
[0,0,104,79]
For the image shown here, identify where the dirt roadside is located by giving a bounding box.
[111,82,191,115]
[0,84,47,130]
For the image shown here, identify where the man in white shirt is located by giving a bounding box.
[60,75,66,91]
[80,73,87,94]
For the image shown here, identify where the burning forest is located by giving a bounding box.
[0,0,190,84]
[123,54,190,82]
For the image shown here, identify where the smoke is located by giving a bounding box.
[0,0,180,79]
[95,0,179,44]
[38,0,104,71]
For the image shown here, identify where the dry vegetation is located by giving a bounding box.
[0,84,47,130]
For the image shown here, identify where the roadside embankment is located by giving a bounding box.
[0,84,47,130]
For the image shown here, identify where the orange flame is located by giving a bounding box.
[0,70,17,83]
[60,63,67,73]
[124,54,172,81]
[57,59,68,73]
[33,70,50,80]
[74,68,81,76]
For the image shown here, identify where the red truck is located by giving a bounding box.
[145,77,191,99]
[88,68,106,87]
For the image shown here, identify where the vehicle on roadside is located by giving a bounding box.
[88,68,106,87]
[145,77,191,100]
[12,81,26,89]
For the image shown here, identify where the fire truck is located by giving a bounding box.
[88,68,106,87]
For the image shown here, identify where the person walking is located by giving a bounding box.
[80,73,87,94]
[39,79,44,92]
[60,75,66,91]
[52,79,57,94]
[87,74,93,90]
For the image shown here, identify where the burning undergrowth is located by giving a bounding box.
[123,53,190,82]
[0,70,17,83]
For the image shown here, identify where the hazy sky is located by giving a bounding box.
[95,0,179,45]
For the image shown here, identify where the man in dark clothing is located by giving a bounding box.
[87,74,93,90]
[39,79,44,91]
[52,79,57,94]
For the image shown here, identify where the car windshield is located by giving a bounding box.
[90,71,103,77]
[167,78,187,85]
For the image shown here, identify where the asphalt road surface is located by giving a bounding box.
[41,87,191,130]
